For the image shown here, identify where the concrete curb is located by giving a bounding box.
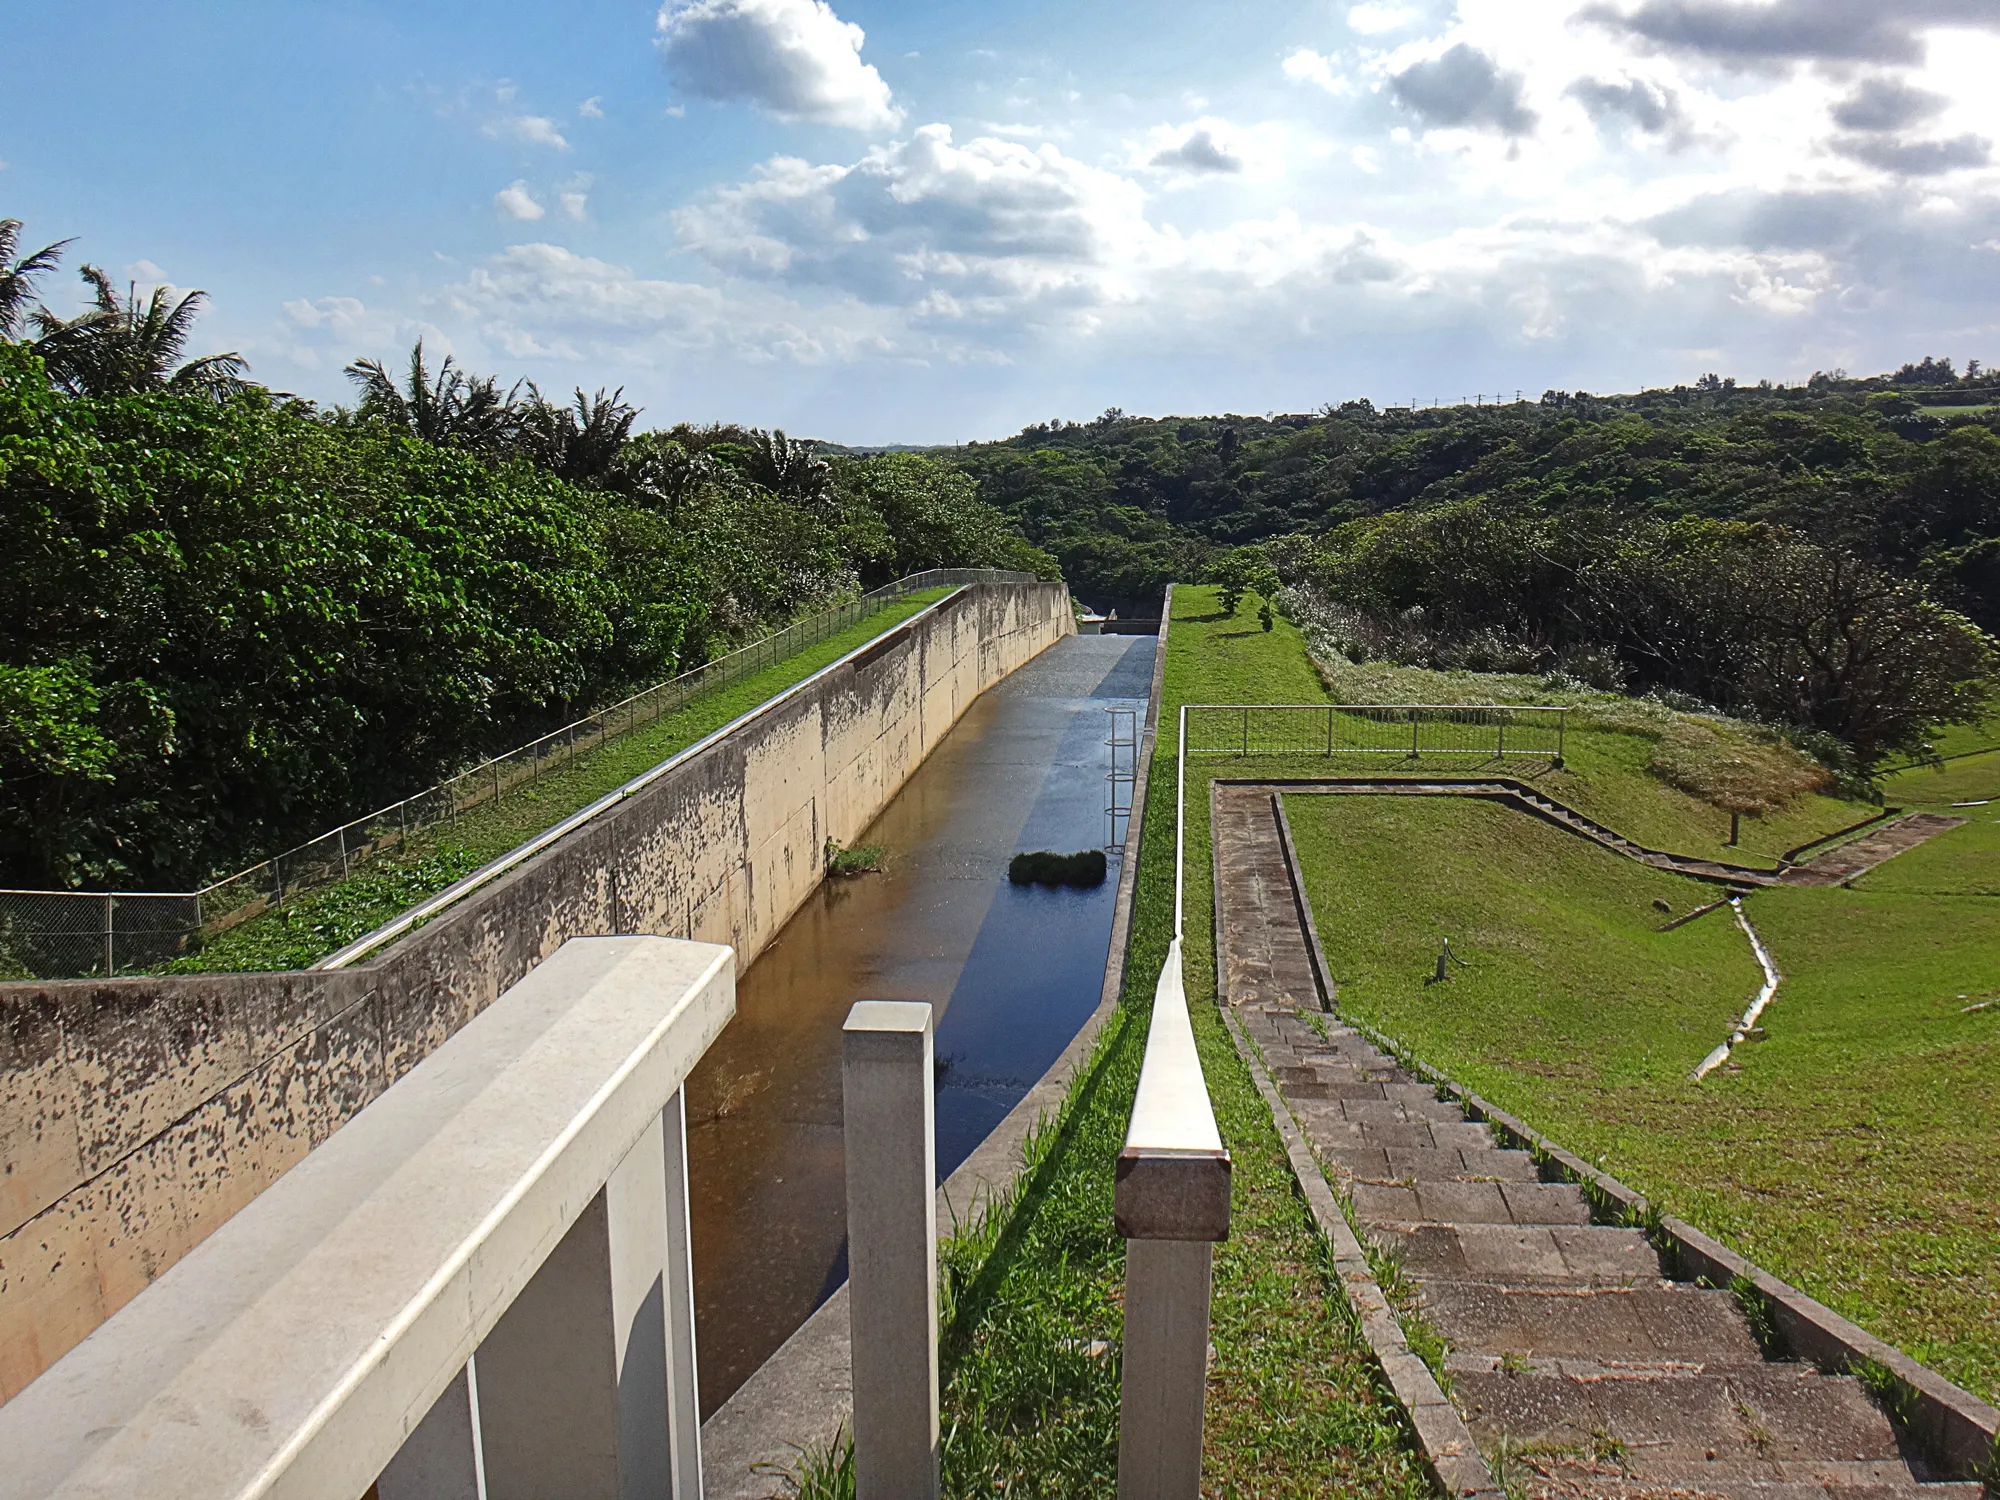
[1337,1017,2000,1487]
[1216,1003,1501,1500]
[698,591,1174,1498]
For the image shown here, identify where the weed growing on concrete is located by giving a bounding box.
[824,839,887,876]
[768,1426,854,1499]
[1729,1275,1782,1357]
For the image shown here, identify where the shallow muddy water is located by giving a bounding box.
[684,632,1154,1412]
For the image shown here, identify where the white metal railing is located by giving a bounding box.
[0,936,734,1500]
[0,569,1035,980]
[1184,701,1567,766]
[1111,706,1230,1498]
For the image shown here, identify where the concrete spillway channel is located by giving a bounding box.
[684,632,1155,1411]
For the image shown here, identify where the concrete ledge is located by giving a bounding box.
[0,937,735,1500]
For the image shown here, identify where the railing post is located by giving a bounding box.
[1327,704,1335,756]
[1411,712,1420,759]
[842,1002,940,1500]
[1115,941,1230,1500]
[1497,715,1505,758]
[1556,709,1567,768]
[103,894,114,977]
[475,1102,704,1498]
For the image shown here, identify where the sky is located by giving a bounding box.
[7,0,2000,443]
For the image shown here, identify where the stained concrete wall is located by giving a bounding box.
[0,581,1071,1403]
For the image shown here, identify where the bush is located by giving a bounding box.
[1008,849,1107,887]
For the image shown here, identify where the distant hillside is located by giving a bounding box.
[943,363,2000,630]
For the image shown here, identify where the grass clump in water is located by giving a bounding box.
[1007,849,1107,887]
[826,839,887,876]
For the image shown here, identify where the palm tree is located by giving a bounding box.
[0,219,71,340]
[345,339,521,450]
[747,428,835,510]
[33,265,248,396]
[518,384,640,484]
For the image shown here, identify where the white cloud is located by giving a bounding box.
[673,125,1154,314]
[1348,3,1420,35]
[1135,118,1288,182]
[561,190,590,220]
[1352,145,1383,172]
[485,113,571,150]
[494,181,547,220]
[283,294,369,330]
[656,0,901,130]
[1282,48,1349,95]
[579,96,604,118]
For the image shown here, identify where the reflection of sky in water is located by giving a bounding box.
[933,642,1153,1177]
[685,632,1154,1412]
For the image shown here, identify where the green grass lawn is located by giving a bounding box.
[168,590,953,973]
[1256,615,2000,1405]
[916,586,1436,1497]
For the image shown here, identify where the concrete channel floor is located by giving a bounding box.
[1211,783,1982,1500]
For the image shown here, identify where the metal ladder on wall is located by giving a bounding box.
[1105,706,1137,852]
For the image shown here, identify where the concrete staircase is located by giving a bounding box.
[1209,782,1983,1500]
[1237,1003,1981,1500]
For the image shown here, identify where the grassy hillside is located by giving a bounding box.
[167,590,952,973]
[1228,593,2000,1404]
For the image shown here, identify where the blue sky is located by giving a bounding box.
[8,0,2000,442]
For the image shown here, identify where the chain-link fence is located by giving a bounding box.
[1183,702,1567,763]
[0,570,1034,979]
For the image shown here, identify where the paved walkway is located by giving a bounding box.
[1213,783,1979,1500]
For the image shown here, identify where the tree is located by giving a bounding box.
[0,219,71,339]
[32,266,248,397]
[745,428,835,511]
[518,384,640,485]
[345,340,520,450]
[1208,546,1280,615]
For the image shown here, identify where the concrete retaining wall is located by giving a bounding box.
[0,582,1072,1403]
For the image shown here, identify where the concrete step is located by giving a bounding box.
[1422,1282,1765,1363]
[1352,1178,1595,1227]
[1295,1110,1501,1153]
[1327,1144,1544,1184]
[1369,1222,1663,1285]
[1454,1364,1906,1475]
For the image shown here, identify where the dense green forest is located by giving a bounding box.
[3,212,1996,891]
[955,372,2000,773]
[0,220,1048,889]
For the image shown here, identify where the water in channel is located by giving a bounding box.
[683,632,1155,1413]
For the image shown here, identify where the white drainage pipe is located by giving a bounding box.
[1692,897,1781,1082]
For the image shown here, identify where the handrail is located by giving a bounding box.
[0,936,734,1500]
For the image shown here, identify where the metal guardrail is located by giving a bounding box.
[0,935,732,1500]
[1112,705,1230,1498]
[0,570,1033,980]
[1184,701,1567,765]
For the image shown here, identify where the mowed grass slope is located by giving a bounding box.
[172,590,953,973]
[1266,615,2000,1403]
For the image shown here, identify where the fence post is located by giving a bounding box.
[1116,942,1229,1500]
[1410,713,1420,759]
[1497,715,1505,758]
[1556,711,1566,768]
[842,1002,940,1500]
[339,826,350,879]
[103,895,115,977]
[1241,706,1249,757]
[1326,705,1335,756]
